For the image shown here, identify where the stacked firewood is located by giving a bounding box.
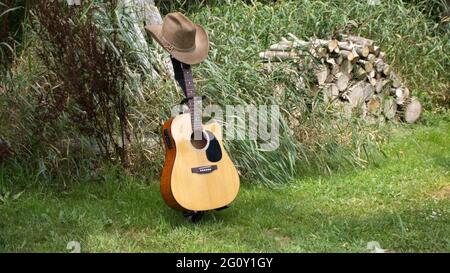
[259,34,422,123]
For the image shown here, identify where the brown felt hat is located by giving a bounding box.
[145,12,209,65]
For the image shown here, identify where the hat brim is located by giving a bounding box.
[145,24,209,65]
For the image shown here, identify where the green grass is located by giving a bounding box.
[1,113,449,252]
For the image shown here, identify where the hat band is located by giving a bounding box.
[159,34,196,53]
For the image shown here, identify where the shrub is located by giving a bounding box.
[30,1,132,165]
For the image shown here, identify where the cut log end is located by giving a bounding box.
[402,97,422,123]
[367,96,381,114]
[316,66,330,85]
[336,73,350,91]
[328,39,339,53]
[340,50,355,61]
[355,46,370,58]
[323,84,339,104]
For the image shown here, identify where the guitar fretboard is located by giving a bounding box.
[181,64,203,134]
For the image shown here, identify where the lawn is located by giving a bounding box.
[0,113,449,253]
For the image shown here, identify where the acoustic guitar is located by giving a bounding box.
[160,61,240,212]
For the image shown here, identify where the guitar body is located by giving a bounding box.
[161,113,240,211]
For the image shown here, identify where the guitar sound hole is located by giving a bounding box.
[190,132,208,150]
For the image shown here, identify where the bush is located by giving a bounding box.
[31,1,131,164]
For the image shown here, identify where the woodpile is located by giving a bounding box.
[259,34,422,123]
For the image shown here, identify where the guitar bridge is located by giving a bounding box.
[191,165,218,174]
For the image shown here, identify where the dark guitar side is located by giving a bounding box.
[160,118,185,211]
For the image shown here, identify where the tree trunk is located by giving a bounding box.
[121,0,174,78]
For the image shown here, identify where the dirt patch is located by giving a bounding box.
[266,229,292,248]
[434,185,450,200]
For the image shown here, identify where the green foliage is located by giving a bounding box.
[32,1,132,164]
[186,0,449,183]
[404,0,449,20]
[1,0,449,186]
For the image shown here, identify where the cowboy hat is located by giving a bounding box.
[145,12,209,65]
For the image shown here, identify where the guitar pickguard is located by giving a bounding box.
[205,131,222,162]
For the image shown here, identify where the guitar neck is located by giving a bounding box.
[181,63,203,133]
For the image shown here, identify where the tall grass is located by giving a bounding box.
[164,0,449,107]
[405,0,449,20]
[173,0,448,183]
[0,0,448,186]
[181,1,389,184]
